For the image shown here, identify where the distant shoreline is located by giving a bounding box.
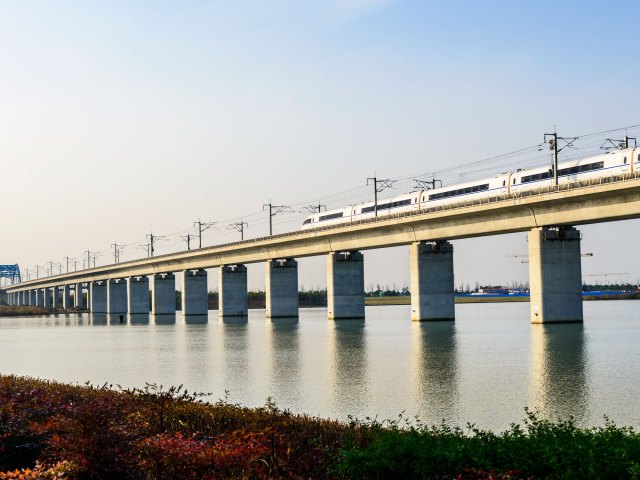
[2,292,637,316]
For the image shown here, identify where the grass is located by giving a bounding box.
[2,375,640,479]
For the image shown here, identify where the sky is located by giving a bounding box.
[2,0,640,291]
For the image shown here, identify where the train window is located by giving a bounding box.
[513,178,516,184]
[502,180,505,186]
[625,157,628,164]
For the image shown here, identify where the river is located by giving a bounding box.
[1,300,639,431]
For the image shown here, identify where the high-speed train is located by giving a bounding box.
[301,147,639,230]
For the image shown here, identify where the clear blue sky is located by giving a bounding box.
[2,0,640,290]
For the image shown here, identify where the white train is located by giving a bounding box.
[301,147,639,230]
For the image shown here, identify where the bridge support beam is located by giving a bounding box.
[62,285,72,310]
[151,273,175,315]
[528,227,583,324]
[219,265,248,317]
[410,241,455,321]
[266,259,298,318]
[36,289,43,307]
[75,283,85,309]
[29,290,35,306]
[327,251,365,319]
[108,279,127,314]
[182,269,208,316]
[128,276,149,314]
[90,281,107,313]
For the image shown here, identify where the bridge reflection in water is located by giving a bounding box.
[530,324,587,423]
[412,322,459,425]
[268,318,301,408]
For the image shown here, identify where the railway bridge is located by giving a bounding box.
[3,174,640,323]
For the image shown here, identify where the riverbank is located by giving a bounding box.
[1,375,639,479]
[0,305,65,316]
[365,292,640,306]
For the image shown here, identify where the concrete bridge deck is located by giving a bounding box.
[5,173,640,292]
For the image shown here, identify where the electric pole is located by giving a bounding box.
[228,221,248,241]
[180,234,194,251]
[414,176,442,190]
[64,256,72,273]
[303,202,326,214]
[263,202,292,236]
[544,130,578,187]
[111,242,123,263]
[193,219,216,249]
[84,250,94,270]
[366,175,395,218]
[146,233,166,258]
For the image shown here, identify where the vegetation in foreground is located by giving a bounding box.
[1,376,640,479]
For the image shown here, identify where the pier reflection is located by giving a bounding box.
[221,317,250,398]
[128,313,150,325]
[268,318,300,405]
[530,324,587,422]
[412,322,459,423]
[329,319,369,416]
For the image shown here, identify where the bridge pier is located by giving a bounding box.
[52,287,60,308]
[36,288,43,307]
[43,288,52,308]
[327,251,365,319]
[128,276,149,314]
[182,269,208,316]
[219,265,248,317]
[410,241,455,321]
[62,285,72,309]
[151,273,175,315]
[29,290,35,306]
[90,281,107,313]
[108,279,127,314]
[528,226,583,324]
[266,259,298,318]
[75,283,85,309]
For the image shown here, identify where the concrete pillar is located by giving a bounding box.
[18,291,24,306]
[90,281,107,313]
[75,283,85,309]
[29,290,36,306]
[151,273,175,315]
[266,258,298,318]
[0,290,6,305]
[62,285,72,310]
[327,251,365,320]
[219,265,248,317]
[128,276,150,314]
[36,289,44,307]
[43,288,51,308]
[528,226,583,324]
[182,269,208,316]
[410,241,455,321]
[52,287,60,308]
[107,278,127,314]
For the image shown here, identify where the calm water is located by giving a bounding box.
[1,301,639,431]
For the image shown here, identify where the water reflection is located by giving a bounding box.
[221,317,250,399]
[184,315,208,325]
[530,324,588,422]
[91,314,108,326]
[129,314,150,325]
[412,322,459,423]
[329,320,369,416]
[152,314,176,326]
[268,318,300,405]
